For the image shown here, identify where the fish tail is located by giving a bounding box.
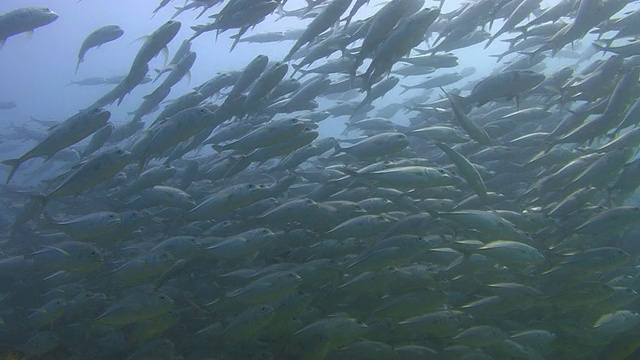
[31,193,49,213]
[189,26,205,41]
[2,158,22,184]
[513,25,527,35]
[340,167,359,177]
[445,90,472,114]
[592,40,611,52]
[543,139,556,154]
[484,35,496,49]
[210,144,224,153]
[399,85,411,95]
[75,57,83,74]
[290,63,302,78]
[41,208,56,224]
[489,54,504,63]
[330,142,343,157]
[230,33,242,52]
[284,42,302,63]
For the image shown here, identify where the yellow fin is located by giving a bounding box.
[43,245,71,257]
[129,35,150,46]
[161,46,169,66]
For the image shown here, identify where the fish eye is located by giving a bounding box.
[199,108,207,114]
[248,184,254,188]
[90,251,97,257]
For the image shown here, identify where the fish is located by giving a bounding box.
[2,108,111,184]
[0,7,58,48]
[0,101,17,109]
[284,0,353,61]
[75,25,124,73]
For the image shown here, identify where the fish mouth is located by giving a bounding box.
[46,11,59,21]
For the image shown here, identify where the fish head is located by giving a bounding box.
[111,148,132,163]
[100,212,122,227]
[516,70,546,90]
[33,7,59,25]
[158,20,182,40]
[86,107,111,123]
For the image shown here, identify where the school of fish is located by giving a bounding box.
[2,0,640,358]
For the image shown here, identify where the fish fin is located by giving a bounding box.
[129,35,150,45]
[340,167,359,177]
[484,36,496,49]
[189,27,204,41]
[42,210,56,224]
[230,27,248,52]
[25,30,34,40]
[0,39,5,49]
[591,41,609,52]
[399,85,412,95]
[75,58,83,74]
[441,87,472,114]
[43,245,72,257]
[513,25,527,35]
[185,71,191,86]
[2,158,22,184]
[116,93,127,106]
[161,46,169,66]
[290,63,304,78]
[42,154,54,164]
[500,37,520,47]
[330,142,344,157]
[210,144,224,153]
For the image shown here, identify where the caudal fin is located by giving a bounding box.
[75,58,83,74]
[210,144,225,153]
[290,63,302,78]
[591,40,613,53]
[2,158,22,184]
[441,87,473,115]
[399,85,412,95]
